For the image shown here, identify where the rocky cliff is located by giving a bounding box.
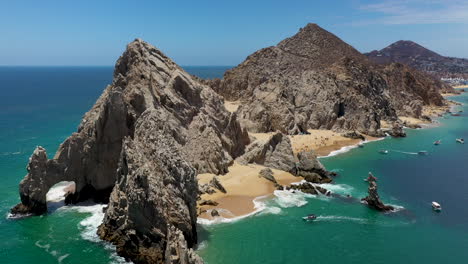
[208,24,448,135]
[12,39,251,263]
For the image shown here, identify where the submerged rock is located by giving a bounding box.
[361,173,394,211]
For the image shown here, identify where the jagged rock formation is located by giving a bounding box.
[286,182,329,196]
[366,40,468,81]
[386,123,406,138]
[258,168,277,184]
[208,24,448,135]
[295,151,333,183]
[209,176,227,194]
[236,132,333,183]
[12,39,252,263]
[258,168,283,189]
[236,132,296,172]
[342,131,365,140]
[97,115,200,263]
[361,173,394,211]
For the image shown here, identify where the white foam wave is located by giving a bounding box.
[320,138,385,158]
[321,145,358,158]
[317,183,353,195]
[197,195,270,226]
[57,204,131,263]
[387,204,405,213]
[273,190,313,208]
[46,181,75,202]
[259,206,282,215]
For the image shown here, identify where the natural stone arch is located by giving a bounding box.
[46,181,76,212]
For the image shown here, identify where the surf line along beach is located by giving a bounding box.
[196,98,455,223]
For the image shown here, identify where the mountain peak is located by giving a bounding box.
[366,39,468,79]
[275,23,366,68]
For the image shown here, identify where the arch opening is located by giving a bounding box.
[46,181,76,213]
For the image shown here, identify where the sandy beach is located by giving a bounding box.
[197,162,299,220]
[198,98,459,222]
[198,129,378,221]
[453,85,468,89]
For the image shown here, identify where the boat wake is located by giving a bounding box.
[390,150,418,155]
[315,215,367,223]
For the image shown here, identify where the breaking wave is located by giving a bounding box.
[272,190,313,208]
[197,195,272,226]
[57,204,131,263]
[320,137,385,158]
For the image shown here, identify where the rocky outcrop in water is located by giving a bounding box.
[208,24,448,135]
[287,182,329,196]
[12,39,252,263]
[361,173,394,211]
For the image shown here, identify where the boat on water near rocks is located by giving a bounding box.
[379,150,389,154]
[456,138,465,144]
[434,140,441,145]
[432,201,442,211]
[418,151,428,155]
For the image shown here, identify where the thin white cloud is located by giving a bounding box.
[358,0,468,25]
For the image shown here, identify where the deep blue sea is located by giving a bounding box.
[1,66,467,264]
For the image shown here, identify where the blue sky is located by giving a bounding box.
[1,0,467,66]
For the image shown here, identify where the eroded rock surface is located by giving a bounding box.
[208,23,447,135]
[236,132,296,172]
[97,112,200,263]
[12,39,252,263]
[295,151,333,183]
[361,173,394,211]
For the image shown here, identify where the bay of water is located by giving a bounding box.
[1,66,467,263]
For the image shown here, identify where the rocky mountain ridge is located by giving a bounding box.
[366,40,468,80]
[207,24,449,136]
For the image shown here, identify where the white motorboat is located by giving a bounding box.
[432,201,442,211]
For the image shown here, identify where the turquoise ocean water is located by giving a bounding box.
[1,66,467,263]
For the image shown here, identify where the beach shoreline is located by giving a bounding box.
[197,96,460,223]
